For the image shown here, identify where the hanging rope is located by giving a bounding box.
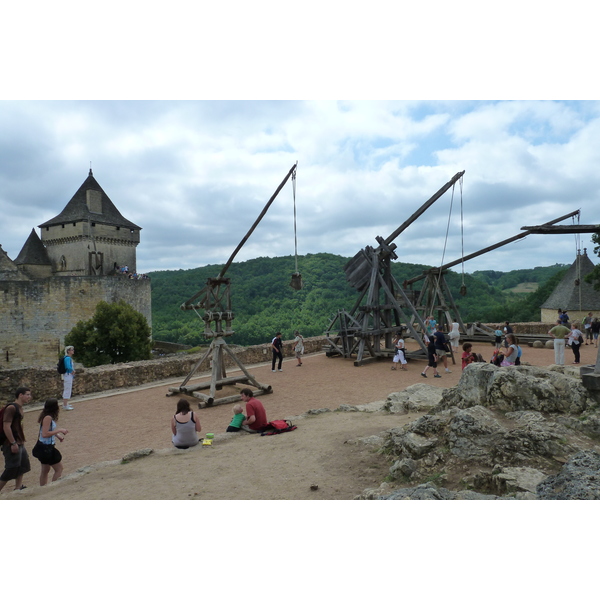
[292,165,299,274]
[459,177,467,296]
[436,181,456,290]
[289,162,303,290]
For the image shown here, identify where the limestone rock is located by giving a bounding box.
[439,363,592,414]
[537,450,600,499]
[385,383,444,414]
[389,457,418,478]
[491,466,547,495]
[544,340,554,349]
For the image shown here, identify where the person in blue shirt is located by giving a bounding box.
[61,346,75,410]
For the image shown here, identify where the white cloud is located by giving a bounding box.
[0,100,598,278]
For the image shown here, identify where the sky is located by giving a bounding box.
[1,99,598,277]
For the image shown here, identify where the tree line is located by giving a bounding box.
[148,253,568,347]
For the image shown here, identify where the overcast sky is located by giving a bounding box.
[2,5,598,282]
[1,100,598,276]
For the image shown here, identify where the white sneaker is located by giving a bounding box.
[272,369,276,372]
[63,404,74,410]
[445,369,451,373]
[278,369,283,372]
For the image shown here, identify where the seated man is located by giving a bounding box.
[239,388,268,434]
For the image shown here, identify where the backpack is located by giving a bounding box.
[57,356,67,374]
[260,420,297,436]
[0,403,17,444]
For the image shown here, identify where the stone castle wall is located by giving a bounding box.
[0,276,151,368]
[0,336,327,405]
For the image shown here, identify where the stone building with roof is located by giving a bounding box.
[0,170,151,367]
[540,248,600,324]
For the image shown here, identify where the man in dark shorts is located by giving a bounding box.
[240,388,268,433]
[433,325,451,373]
[0,387,32,493]
[421,335,441,378]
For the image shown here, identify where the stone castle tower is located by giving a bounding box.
[0,170,151,368]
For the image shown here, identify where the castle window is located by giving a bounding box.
[91,222,96,227]
[46,227,49,231]
[116,227,120,231]
[62,224,65,228]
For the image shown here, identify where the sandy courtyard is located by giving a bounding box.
[5,339,598,500]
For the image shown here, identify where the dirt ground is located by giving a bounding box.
[5,339,599,500]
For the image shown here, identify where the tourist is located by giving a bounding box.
[421,334,441,378]
[391,334,407,371]
[424,315,436,337]
[548,319,571,365]
[592,317,600,348]
[448,322,460,353]
[461,342,477,370]
[293,330,304,366]
[566,322,583,365]
[500,334,519,366]
[33,399,68,486]
[433,325,451,373]
[240,388,268,433]
[494,325,503,350]
[503,322,513,348]
[62,345,75,410]
[0,387,32,493]
[271,332,283,372]
[583,312,593,345]
[171,399,202,449]
[226,405,245,433]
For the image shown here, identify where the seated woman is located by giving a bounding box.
[500,334,519,366]
[171,399,202,449]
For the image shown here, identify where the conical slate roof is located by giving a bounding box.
[541,249,600,311]
[0,243,31,280]
[38,169,141,230]
[14,229,52,265]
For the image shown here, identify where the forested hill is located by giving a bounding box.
[148,253,567,347]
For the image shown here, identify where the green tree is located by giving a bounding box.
[65,300,152,367]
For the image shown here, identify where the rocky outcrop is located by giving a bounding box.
[536,450,600,499]
[360,364,600,500]
[438,363,594,414]
[385,383,444,414]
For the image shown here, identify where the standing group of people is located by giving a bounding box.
[1,387,69,493]
[549,320,586,365]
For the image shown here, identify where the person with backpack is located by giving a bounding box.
[0,387,32,493]
[61,346,75,410]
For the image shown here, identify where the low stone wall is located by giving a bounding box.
[0,336,327,404]
[482,322,554,335]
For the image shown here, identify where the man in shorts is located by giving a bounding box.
[433,325,451,373]
[0,387,32,493]
[240,388,268,433]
